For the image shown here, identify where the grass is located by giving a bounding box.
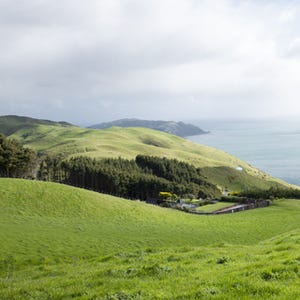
[3,240,300,299]
[1,179,300,298]
[201,166,282,191]
[196,201,234,213]
[0,115,71,136]
[10,124,254,169]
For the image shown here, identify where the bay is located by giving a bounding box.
[188,119,300,186]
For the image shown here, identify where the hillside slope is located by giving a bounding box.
[1,179,300,299]
[1,179,300,255]
[0,115,72,136]
[0,115,289,191]
[89,118,207,137]
[1,179,300,256]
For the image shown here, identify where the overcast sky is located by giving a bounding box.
[1,0,300,125]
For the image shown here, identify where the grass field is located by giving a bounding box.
[1,179,300,299]
[196,201,234,213]
[9,124,256,170]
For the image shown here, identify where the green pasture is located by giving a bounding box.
[1,179,300,299]
[196,201,234,213]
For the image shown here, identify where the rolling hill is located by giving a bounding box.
[0,115,290,192]
[89,118,208,137]
[1,178,300,299]
[0,115,72,136]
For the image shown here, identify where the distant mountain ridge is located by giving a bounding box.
[89,118,208,137]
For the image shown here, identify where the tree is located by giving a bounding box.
[0,134,37,178]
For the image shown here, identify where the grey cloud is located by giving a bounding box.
[1,0,300,124]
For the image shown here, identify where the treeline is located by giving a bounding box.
[0,134,36,178]
[38,155,220,200]
[239,187,300,200]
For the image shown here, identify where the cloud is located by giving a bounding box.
[0,0,300,124]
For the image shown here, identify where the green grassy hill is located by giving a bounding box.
[0,115,72,136]
[0,115,290,191]
[1,179,300,299]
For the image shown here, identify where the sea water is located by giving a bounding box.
[187,119,300,186]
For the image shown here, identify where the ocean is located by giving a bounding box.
[188,119,300,186]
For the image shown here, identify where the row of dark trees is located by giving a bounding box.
[0,134,36,178]
[239,186,300,200]
[38,154,221,200]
